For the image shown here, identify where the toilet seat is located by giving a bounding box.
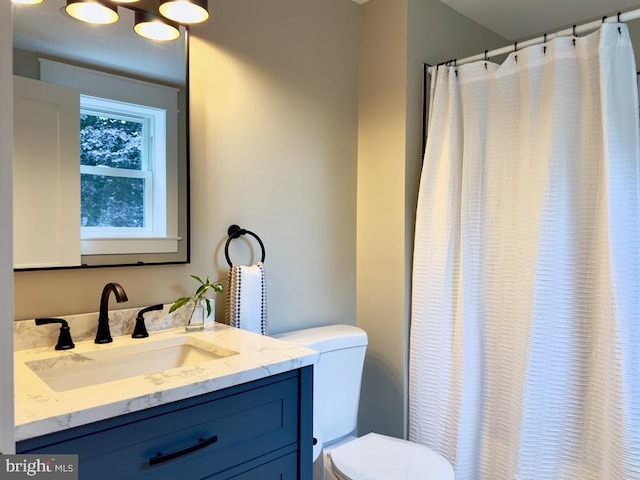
[328,433,454,480]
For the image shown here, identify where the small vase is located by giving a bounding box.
[185,300,205,332]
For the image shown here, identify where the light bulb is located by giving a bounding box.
[159,0,209,24]
[12,0,45,5]
[134,12,181,42]
[65,0,119,25]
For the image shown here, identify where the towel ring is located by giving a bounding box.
[224,225,266,267]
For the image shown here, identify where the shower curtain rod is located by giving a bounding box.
[427,8,640,75]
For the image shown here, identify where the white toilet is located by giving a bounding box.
[275,324,454,480]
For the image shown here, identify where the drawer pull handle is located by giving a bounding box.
[149,435,218,466]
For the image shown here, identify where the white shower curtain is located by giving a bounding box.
[409,23,640,480]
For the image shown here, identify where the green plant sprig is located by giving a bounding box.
[169,275,224,319]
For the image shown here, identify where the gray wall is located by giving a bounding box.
[187,0,360,334]
[626,19,640,66]
[1,1,15,454]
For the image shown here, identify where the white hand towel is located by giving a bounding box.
[224,262,268,335]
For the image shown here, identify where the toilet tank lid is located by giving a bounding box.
[274,324,368,352]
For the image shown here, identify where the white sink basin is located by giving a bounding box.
[25,336,238,392]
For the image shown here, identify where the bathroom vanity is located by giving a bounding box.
[14,323,318,479]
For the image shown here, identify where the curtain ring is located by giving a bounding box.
[543,34,547,55]
[484,50,489,70]
[602,15,607,24]
[572,25,577,46]
[618,12,622,35]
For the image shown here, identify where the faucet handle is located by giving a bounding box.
[35,318,75,350]
[132,304,164,338]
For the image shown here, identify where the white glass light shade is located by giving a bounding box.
[159,0,209,24]
[134,11,181,41]
[65,0,119,25]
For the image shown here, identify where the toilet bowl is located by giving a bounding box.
[274,325,454,480]
[325,433,453,480]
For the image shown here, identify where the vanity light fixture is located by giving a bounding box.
[159,0,209,24]
[134,11,180,41]
[65,0,119,25]
[21,0,208,41]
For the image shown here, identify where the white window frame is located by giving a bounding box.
[40,58,180,255]
[80,95,163,239]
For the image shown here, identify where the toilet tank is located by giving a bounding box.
[274,325,368,444]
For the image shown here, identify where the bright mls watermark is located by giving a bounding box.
[0,455,77,479]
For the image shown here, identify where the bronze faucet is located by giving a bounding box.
[95,282,128,344]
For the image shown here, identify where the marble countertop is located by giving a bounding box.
[14,323,319,442]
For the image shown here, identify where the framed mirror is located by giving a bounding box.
[12,0,190,270]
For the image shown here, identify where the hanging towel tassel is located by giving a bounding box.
[224,262,268,335]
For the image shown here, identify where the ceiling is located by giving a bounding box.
[437,0,640,40]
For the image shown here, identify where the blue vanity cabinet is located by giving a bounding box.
[17,367,313,480]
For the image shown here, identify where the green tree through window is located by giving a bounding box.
[80,113,145,228]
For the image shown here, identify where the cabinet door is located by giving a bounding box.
[18,372,303,480]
